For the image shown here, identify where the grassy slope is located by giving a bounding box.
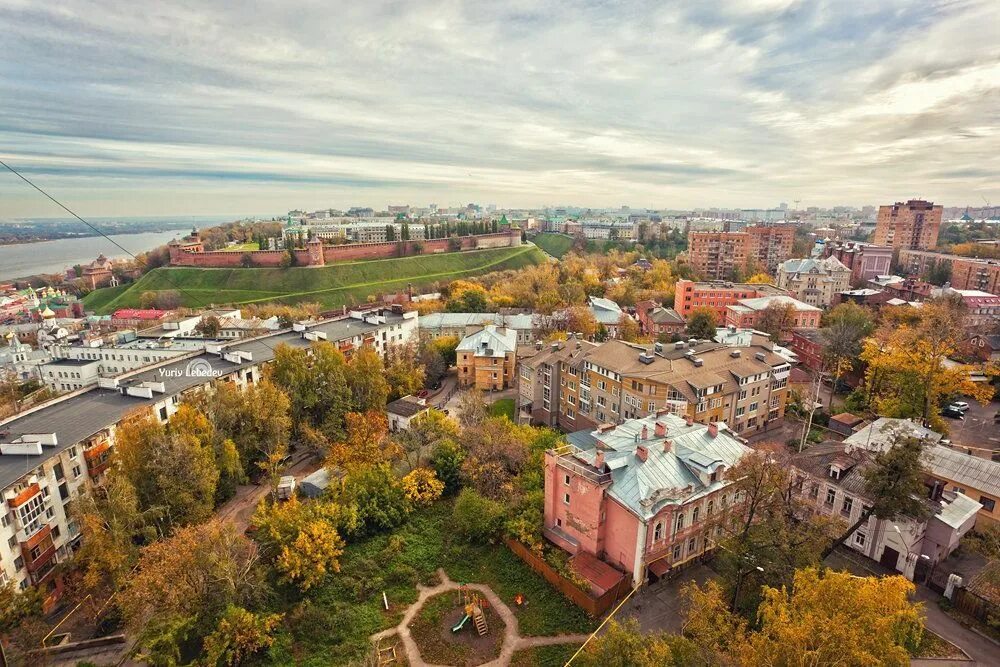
[83,246,546,313]
[533,233,574,258]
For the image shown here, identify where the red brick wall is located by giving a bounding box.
[169,231,520,267]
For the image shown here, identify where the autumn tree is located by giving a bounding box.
[419,342,448,387]
[745,273,773,284]
[718,450,840,617]
[685,306,717,340]
[457,389,489,428]
[267,342,350,438]
[251,496,356,590]
[461,417,530,499]
[200,605,283,667]
[562,305,599,339]
[118,521,265,662]
[616,314,642,342]
[818,302,875,404]
[385,343,426,400]
[346,347,391,412]
[401,467,445,506]
[327,410,401,472]
[756,302,797,341]
[822,435,931,558]
[195,315,222,338]
[574,619,705,667]
[395,409,459,471]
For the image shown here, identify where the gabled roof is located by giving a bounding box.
[456,325,517,357]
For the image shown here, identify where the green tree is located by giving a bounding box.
[385,343,426,400]
[575,619,705,667]
[452,488,507,543]
[819,303,875,404]
[201,605,283,667]
[685,306,717,339]
[340,464,410,536]
[821,435,932,558]
[431,438,465,495]
[195,315,222,338]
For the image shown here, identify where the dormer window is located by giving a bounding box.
[829,466,842,480]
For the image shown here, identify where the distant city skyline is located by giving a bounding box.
[1,1,998,217]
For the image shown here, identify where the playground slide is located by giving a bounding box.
[451,614,471,632]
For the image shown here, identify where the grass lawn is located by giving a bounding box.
[83,246,546,314]
[265,501,594,666]
[490,398,516,421]
[510,644,582,666]
[913,630,965,659]
[221,241,260,251]
[533,233,574,258]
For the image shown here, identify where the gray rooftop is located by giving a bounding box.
[0,311,408,490]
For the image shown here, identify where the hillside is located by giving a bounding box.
[533,232,575,258]
[83,245,546,314]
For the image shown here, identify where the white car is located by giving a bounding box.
[950,401,970,412]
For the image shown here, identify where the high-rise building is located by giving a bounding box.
[686,224,795,279]
[873,200,943,250]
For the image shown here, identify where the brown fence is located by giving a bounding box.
[505,538,630,617]
[953,587,997,624]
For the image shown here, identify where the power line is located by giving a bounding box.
[0,158,281,353]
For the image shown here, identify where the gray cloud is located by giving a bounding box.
[0,0,997,216]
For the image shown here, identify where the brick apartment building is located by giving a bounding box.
[820,241,894,285]
[544,413,751,586]
[456,325,518,390]
[873,200,943,250]
[898,249,1000,295]
[673,279,788,320]
[686,224,795,280]
[776,257,852,307]
[635,300,686,337]
[518,337,791,438]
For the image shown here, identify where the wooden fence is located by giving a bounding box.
[953,587,997,625]
[505,538,631,617]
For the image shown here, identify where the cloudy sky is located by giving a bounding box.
[1,0,998,217]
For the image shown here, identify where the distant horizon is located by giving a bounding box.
[2,1,997,217]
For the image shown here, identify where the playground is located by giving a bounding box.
[372,568,588,667]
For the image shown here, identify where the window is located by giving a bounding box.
[72,465,81,478]
[825,489,836,506]
[564,474,571,486]
[14,556,24,571]
[654,522,663,541]
[674,512,685,533]
[841,497,854,516]
[707,500,714,517]
[829,467,841,480]
[563,493,570,505]
[854,531,867,547]
[692,506,700,523]
[556,518,562,527]
[672,544,681,560]
[809,483,819,499]
[688,537,697,553]
[980,496,996,513]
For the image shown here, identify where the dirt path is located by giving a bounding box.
[371,568,588,667]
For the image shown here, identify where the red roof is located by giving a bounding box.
[112,309,167,320]
[570,550,626,597]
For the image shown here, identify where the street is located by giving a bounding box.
[947,399,1000,459]
[215,452,321,533]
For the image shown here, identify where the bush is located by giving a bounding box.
[431,439,464,496]
[341,464,411,536]
[401,468,445,506]
[452,489,506,543]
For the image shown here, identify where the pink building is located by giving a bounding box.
[724,294,822,333]
[543,413,751,587]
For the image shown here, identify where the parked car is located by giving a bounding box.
[949,401,970,412]
[941,406,965,419]
[416,389,430,398]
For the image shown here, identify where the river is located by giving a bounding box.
[0,230,188,281]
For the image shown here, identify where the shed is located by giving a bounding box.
[299,468,333,499]
[829,412,865,436]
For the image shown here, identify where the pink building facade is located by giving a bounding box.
[543,413,751,586]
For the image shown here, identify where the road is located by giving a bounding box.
[913,586,1000,666]
[947,399,1000,459]
[215,452,321,532]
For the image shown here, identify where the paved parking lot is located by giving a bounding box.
[945,399,1000,458]
[615,563,718,634]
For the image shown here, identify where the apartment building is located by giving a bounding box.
[821,241,893,285]
[673,279,788,320]
[456,325,518,390]
[874,200,943,250]
[791,441,981,581]
[897,249,1000,294]
[519,338,790,438]
[0,309,417,601]
[544,413,751,586]
[776,257,852,307]
[518,337,599,428]
[635,300,685,338]
[686,225,795,279]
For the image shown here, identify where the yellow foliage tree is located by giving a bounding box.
[200,605,283,667]
[401,467,445,506]
[746,273,773,284]
[326,410,401,472]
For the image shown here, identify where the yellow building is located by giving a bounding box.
[457,325,518,390]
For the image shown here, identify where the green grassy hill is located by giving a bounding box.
[83,245,546,314]
[533,233,574,258]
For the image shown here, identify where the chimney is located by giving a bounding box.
[707,422,718,438]
[685,414,694,426]
[640,425,648,440]
[654,421,667,437]
[635,445,648,462]
[662,439,672,453]
[594,451,605,470]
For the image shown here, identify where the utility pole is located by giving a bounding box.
[799,369,825,453]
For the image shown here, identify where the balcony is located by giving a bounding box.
[549,445,612,485]
[85,440,112,478]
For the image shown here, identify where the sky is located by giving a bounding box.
[1,0,998,218]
